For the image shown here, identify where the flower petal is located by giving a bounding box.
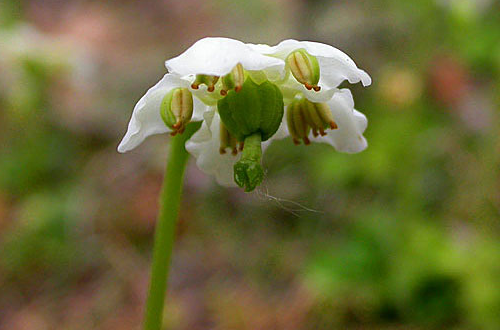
[165,37,284,77]
[249,39,371,89]
[315,89,368,153]
[117,74,207,153]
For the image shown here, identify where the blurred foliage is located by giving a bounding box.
[0,0,499,329]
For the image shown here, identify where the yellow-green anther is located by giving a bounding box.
[160,87,194,135]
[221,63,245,95]
[286,100,311,145]
[302,99,337,137]
[286,49,321,91]
[191,75,219,92]
[219,122,239,155]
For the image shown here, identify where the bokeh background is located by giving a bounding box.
[1,0,500,329]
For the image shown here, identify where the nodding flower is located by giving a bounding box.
[118,37,371,191]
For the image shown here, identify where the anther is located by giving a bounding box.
[286,99,311,145]
[286,49,321,92]
[286,98,339,145]
[221,63,245,95]
[160,87,194,135]
[302,99,338,136]
[191,75,219,92]
[219,122,239,155]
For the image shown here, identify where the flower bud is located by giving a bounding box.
[220,63,245,96]
[286,49,321,91]
[160,87,194,135]
[191,74,219,92]
[286,99,311,145]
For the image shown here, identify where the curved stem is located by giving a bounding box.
[143,122,201,330]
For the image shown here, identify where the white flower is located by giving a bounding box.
[118,37,371,190]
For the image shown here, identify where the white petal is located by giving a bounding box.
[251,39,371,89]
[315,89,368,153]
[186,111,240,187]
[165,37,284,77]
[117,74,207,153]
[353,109,368,133]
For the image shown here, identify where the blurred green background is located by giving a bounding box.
[1,0,500,329]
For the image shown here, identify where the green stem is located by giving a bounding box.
[143,122,201,330]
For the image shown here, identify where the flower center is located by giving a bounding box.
[217,76,284,191]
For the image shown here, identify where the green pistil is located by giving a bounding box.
[233,133,264,192]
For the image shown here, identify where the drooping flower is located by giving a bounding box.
[118,37,371,191]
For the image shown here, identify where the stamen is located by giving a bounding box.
[286,49,321,92]
[221,63,245,95]
[312,128,318,137]
[286,98,339,145]
[219,122,240,155]
[191,75,219,92]
[286,100,311,145]
[160,87,194,135]
[303,99,338,135]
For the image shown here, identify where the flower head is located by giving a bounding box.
[118,37,371,191]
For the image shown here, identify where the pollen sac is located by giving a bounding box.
[219,122,240,155]
[160,87,194,135]
[286,49,321,91]
[221,63,245,96]
[286,98,338,144]
[286,99,311,145]
[302,99,338,137]
[191,74,219,92]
